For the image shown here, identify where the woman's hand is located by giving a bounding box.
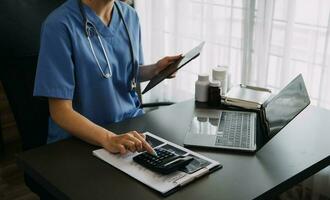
[138,54,182,82]
[102,131,154,155]
[154,54,182,78]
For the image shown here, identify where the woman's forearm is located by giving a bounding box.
[49,99,114,147]
[48,99,155,155]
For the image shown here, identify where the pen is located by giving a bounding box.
[240,84,272,93]
[142,139,158,156]
[150,148,158,157]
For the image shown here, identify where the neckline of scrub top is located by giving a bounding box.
[82,2,120,38]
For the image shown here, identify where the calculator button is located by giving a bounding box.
[133,148,193,174]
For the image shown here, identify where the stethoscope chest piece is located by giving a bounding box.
[104,73,111,79]
[86,22,95,37]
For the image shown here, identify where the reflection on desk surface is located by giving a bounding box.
[190,116,219,135]
[189,109,221,136]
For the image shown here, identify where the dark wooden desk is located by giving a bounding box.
[17,100,330,200]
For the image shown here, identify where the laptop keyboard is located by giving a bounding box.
[215,112,251,148]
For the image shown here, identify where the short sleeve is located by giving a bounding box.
[33,21,75,100]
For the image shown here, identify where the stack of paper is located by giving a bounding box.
[93,132,222,196]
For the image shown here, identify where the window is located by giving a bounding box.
[136,0,330,110]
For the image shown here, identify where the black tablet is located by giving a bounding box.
[142,42,205,94]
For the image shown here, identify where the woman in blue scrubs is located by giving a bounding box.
[34,0,181,155]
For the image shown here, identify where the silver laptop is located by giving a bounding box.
[184,74,310,152]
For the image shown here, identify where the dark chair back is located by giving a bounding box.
[0,57,49,150]
[0,0,65,150]
[0,1,67,198]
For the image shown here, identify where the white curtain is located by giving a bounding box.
[136,0,247,102]
[135,0,330,109]
[251,0,330,110]
[135,0,330,198]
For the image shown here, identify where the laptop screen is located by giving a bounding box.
[264,74,311,138]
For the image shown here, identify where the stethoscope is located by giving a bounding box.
[78,0,138,91]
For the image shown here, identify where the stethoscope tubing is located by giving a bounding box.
[87,26,112,78]
[78,0,138,90]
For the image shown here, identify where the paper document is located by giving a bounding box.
[93,132,221,196]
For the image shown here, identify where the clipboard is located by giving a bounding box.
[142,42,205,94]
[93,132,222,196]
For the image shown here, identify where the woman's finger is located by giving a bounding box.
[132,132,150,150]
[139,133,146,139]
[125,132,143,152]
[116,144,127,155]
[166,54,182,62]
[132,132,154,155]
[122,140,136,152]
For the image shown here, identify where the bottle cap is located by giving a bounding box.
[209,80,221,87]
[212,66,227,81]
[198,74,209,82]
[213,65,227,71]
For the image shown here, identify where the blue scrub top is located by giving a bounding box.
[34,0,144,143]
